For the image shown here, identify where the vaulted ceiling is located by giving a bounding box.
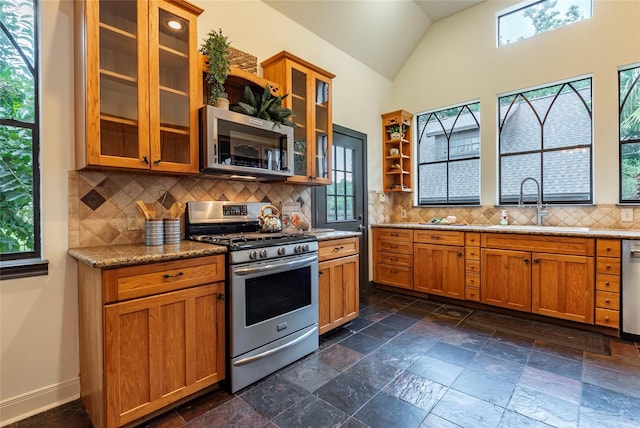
[262,0,485,80]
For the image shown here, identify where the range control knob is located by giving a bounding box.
[294,245,301,253]
[303,243,310,252]
[249,251,258,260]
[277,247,286,256]
[259,249,268,258]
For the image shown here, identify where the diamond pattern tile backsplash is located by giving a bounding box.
[70,171,311,247]
[71,171,640,248]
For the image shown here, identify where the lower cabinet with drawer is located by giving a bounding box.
[77,255,226,428]
[318,238,360,334]
[373,227,414,290]
[595,239,621,328]
[413,230,465,299]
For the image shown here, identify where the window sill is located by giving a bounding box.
[0,258,49,280]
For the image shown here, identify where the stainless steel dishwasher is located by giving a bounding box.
[622,240,640,340]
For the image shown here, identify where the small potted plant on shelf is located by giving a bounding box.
[200,28,231,109]
[387,124,401,139]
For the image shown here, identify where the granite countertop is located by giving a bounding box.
[68,230,360,269]
[372,223,640,239]
[68,240,227,269]
[304,229,362,240]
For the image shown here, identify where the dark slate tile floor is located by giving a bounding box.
[9,287,640,428]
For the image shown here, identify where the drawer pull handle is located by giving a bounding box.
[391,270,398,274]
[605,299,610,303]
[333,245,345,252]
[604,316,610,321]
[163,272,184,279]
[390,233,398,237]
[431,235,440,240]
[605,281,610,286]
[390,245,398,249]
[391,258,397,262]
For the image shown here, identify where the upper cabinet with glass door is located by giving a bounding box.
[74,0,203,173]
[261,51,335,185]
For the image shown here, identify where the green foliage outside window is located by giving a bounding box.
[620,66,640,202]
[0,0,37,255]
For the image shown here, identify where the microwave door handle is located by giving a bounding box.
[233,255,318,276]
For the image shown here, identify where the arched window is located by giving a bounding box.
[498,77,592,204]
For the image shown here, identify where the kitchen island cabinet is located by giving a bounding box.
[76,254,225,428]
[318,237,359,334]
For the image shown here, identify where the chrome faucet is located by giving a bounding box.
[518,177,549,226]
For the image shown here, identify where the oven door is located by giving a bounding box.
[230,252,319,357]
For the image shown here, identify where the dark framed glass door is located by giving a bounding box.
[313,125,368,290]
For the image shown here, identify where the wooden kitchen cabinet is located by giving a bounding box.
[481,233,595,321]
[373,228,414,290]
[261,51,335,184]
[382,110,413,192]
[595,239,621,328]
[481,248,532,312]
[532,253,594,323]
[318,238,359,334]
[75,0,203,173]
[413,231,465,299]
[78,255,225,428]
[465,232,481,301]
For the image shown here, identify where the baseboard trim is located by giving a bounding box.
[0,377,80,426]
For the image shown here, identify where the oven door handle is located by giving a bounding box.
[232,326,318,367]
[233,255,318,276]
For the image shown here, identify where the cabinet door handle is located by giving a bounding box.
[319,271,324,275]
[153,159,161,166]
[142,156,149,164]
[533,259,540,263]
[217,293,225,301]
[523,259,529,264]
[457,252,463,257]
[163,271,184,279]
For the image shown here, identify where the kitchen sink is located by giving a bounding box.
[486,225,590,232]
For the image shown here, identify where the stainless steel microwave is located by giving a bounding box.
[200,106,294,180]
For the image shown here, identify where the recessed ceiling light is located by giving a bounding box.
[166,19,183,31]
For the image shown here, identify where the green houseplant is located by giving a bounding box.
[231,84,297,128]
[200,28,231,108]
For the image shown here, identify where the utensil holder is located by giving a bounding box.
[163,218,180,244]
[145,219,164,246]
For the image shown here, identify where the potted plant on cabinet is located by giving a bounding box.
[200,28,231,109]
[231,84,297,128]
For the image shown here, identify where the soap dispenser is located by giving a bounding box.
[500,210,509,225]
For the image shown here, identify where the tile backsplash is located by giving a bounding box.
[385,192,640,229]
[69,170,311,247]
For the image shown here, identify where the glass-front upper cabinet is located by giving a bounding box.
[75,0,203,173]
[262,51,335,185]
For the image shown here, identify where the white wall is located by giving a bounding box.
[0,1,391,425]
[393,0,640,205]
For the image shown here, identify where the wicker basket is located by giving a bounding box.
[229,47,257,74]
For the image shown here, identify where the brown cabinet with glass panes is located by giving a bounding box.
[382,110,413,192]
[261,51,335,184]
[74,0,203,173]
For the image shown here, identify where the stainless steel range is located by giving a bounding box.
[186,201,319,392]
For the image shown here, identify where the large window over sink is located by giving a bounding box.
[498,77,593,205]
